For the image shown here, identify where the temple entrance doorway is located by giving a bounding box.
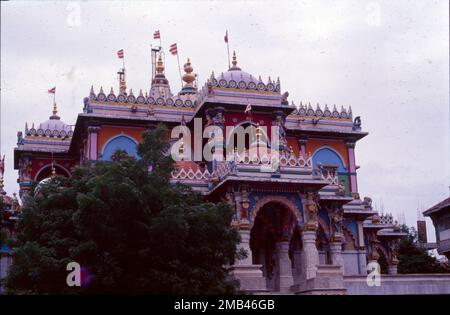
[250,200,301,292]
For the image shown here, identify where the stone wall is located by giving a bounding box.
[344,274,450,295]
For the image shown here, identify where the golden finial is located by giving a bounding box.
[182,58,196,87]
[232,50,237,67]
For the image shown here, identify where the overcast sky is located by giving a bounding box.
[1,1,448,241]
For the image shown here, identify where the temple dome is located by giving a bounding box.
[38,117,71,131]
[215,51,258,84]
[218,69,256,84]
[25,102,73,139]
[37,102,71,132]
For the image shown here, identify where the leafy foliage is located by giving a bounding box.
[398,224,450,274]
[5,124,241,294]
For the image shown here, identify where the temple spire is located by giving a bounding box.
[49,101,60,120]
[156,53,165,75]
[229,50,241,70]
[118,69,127,95]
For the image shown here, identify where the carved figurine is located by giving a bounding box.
[337,180,346,196]
[305,192,318,223]
[281,91,289,105]
[363,196,373,209]
[330,207,344,235]
[17,131,24,145]
[352,116,361,130]
[22,158,32,180]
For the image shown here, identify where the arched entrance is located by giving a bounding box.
[250,200,300,292]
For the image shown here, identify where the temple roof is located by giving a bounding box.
[209,51,280,94]
[423,197,450,217]
[24,102,73,139]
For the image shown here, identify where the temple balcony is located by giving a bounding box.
[206,151,336,198]
[170,150,363,201]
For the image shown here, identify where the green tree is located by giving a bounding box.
[5,124,241,294]
[398,224,450,274]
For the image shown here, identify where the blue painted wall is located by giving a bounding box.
[100,135,139,161]
[312,147,345,171]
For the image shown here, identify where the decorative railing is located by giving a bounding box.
[213,161,235,179]
[24,123,73,139]
[379,214,394,225]
[321,172,339,185]
[224,151,313,169]
[291,102,352,121]
[170,152,340,188]
[89,87,197,108]
[171,167,211,181]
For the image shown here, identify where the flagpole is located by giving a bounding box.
[176,53,183,88]
[226,30,230,69]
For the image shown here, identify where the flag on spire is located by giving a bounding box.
[153,30,161,39]
[117,49,124,59]
[48,87,56,94]
[245,102,253,120]
[224,30,228,43]
[169,43,178,55]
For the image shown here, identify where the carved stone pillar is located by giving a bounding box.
[236,229,253,265]
[330,241,344,271]
[292,249,304,284]
[87,126,100,160]
[345,140,358,193]
[274,241,294,292]
[301,229,319,280]
[358,249,368,275]
[300,192,320,280]
[229,225,267,292]
[356,220,367,274]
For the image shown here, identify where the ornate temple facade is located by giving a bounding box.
[9,49,412,294]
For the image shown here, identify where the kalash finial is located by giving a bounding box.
[182,58,196,88]
[229,50,241,71]
[50,101,60,120]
